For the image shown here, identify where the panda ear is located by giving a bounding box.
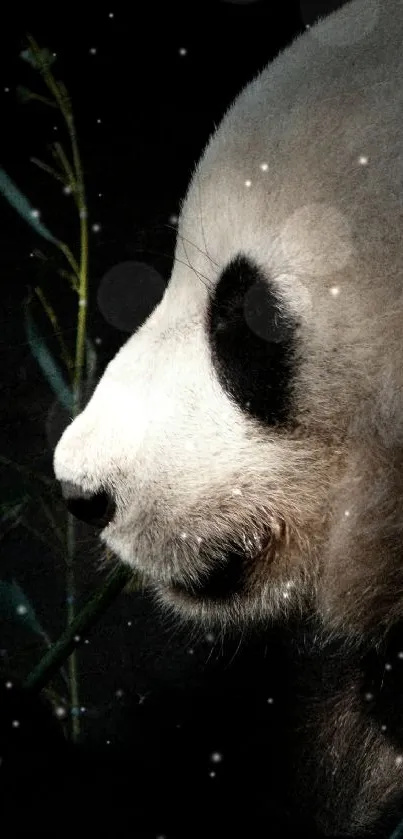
[207,253,299,427]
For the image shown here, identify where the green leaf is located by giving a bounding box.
[20,46,56,71]
[24,300,73,413]
[0,498,29,541]
[20,48,39,69]
[16,85,34,103]
[16,86,57,108]
[0,167,59,244]
[30,157,65,183]
[0,579,49,642]
[0,499,28,526]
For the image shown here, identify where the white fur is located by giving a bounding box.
[54,0,403,641]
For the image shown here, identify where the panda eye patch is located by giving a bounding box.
[206,253,299,426]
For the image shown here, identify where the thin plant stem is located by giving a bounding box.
[27,34,90,741]
[23,563,133,695]
[34,285,74,381]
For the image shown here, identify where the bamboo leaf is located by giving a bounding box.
[23,563,133,694]
[21,45,56,72]
[0,498,29,541]
[30,157,65,184]
[57,267,79,293]
[0,579,50,643]
[24,299,73,413]
[0,454,54,487]
[0,167,59,244]
[0,499,28,526]
[16,86,57,108]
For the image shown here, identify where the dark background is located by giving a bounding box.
[1,2,391,838]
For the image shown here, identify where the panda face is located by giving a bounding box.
[53,0,403,639]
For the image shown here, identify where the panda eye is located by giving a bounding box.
[206,253,299,426]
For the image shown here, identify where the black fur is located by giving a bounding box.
[207,254,299,427]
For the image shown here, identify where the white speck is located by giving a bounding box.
[90,48,97,55]
[381,724,387,732]
[127,620,132,627]
[31,209,40,219]
[53,126,58,131]
[78,299,87,307]
[396,755,403,767]
[209,771,216,778]
[196,536,203,545]
[205,633,215,643]
[92,223,101,232]
[84,639,89,645]
[364,692,373,702]
[95,337,102,345]
[244,179,252,188]
[267,697,274,704]
[210,751,222,763]
[169,214,178,225]
[106,739,111,745]
[385,663,392,671]
[52,52,57,58]
[398,652,403,659]
[54,706,67,719]
[330,286,340,297]
[4,87,10,93]
[109,12,114,18]
[358,155,369,165]
[344,509,350,517]
[12,720,20,728]
[188,648,194,655]
[260,162,268,171]
[63,185,72,195]
[16,604,28,616]
[80,706,86,713]
[179,48,187,56]
[115,689,124,699]
[181,532,187,540]
[5,681,13,690]
[79,209,88,219]
[74,635,81,642]
[97,118,102,124]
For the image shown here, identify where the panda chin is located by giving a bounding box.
[169,550,246,603]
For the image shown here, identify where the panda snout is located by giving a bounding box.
[59,480,116,529]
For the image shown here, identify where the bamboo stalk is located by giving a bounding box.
[23,563,133,695]
[26,35,90,740]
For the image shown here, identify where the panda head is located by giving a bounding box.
[53,0,403,642]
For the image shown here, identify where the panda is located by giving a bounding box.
[53,0,403,835]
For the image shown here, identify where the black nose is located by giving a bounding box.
[59,481,116,527]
